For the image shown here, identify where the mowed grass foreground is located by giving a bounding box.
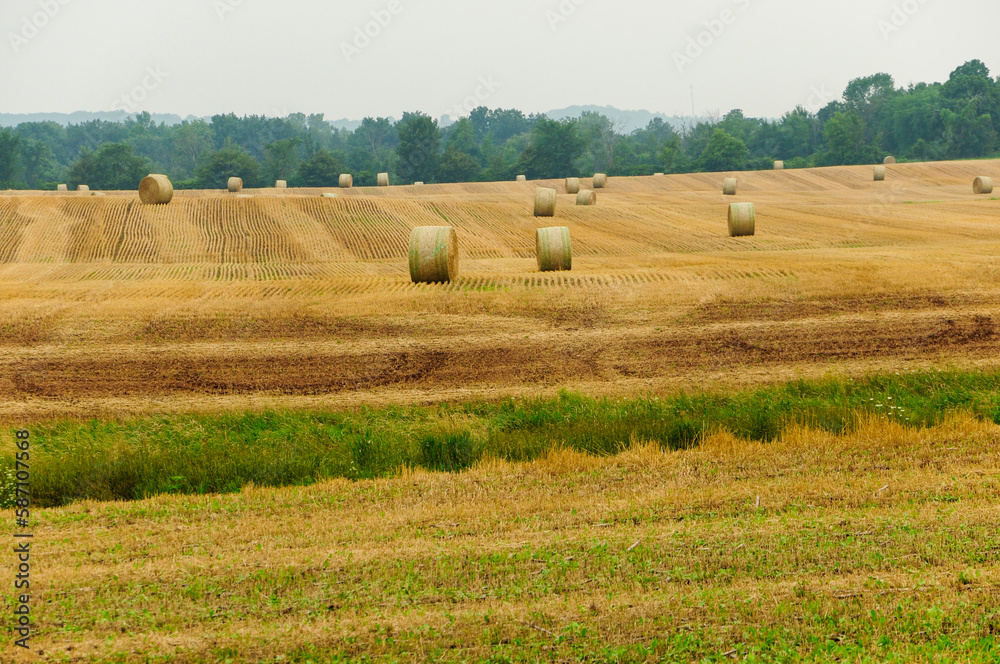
[8,410,1000,662]
[10,369,1000,507]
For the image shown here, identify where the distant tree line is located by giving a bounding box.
[0,60,997,191]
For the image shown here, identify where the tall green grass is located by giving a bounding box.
[9,369,1000,506]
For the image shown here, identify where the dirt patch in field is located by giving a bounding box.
[4,314,996,401]
[689,293,982,324]
[139,314,411,342]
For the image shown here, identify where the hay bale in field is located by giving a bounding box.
[728,203,756,237]
[534,187,557,217]
[576,190,597,206]
[377,172,390,187]
[593,173,607,188]
[408,226,459,283]
[339,174,353,188]
[516,175,527,182]
[723,178,738,196]
[322,193,338,198]
[414,181,424,186]
[77,184,90,192]
[57,184,67,192]
[275,180,287,189]
[138,174,174,205]
[874,166,886,181]
[884,156,896,165]
[235,194,253,199]
[654,172,664,176]
[537,227,572,272]
[773,161,784,170]
[974,176,994,195]
[565,177,581,194]
[227,177,243,193]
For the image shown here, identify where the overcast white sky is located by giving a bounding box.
[3,0,999,121]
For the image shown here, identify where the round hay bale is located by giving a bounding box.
[534,188,557,217]
[593,173,607,188]
[414,181,424,186]
[874,166,886,181]
[565,177,581,194]
[723,178,738,196]
[576,190,597,206]
[339,174,353,188]
[377,172,390,187]
[516,175,527,182]
[773,161,784,170]
[138,174,174,205]
[77,184,90,192]
[408,226,459,283]
[974,176,994,195]
[728,203,756,237]
[884,156,896,165]
[275,180,287,189]
[57,184,67,192]
[227,177,243,193]
[537,227,572,272]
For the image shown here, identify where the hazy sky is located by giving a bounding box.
[3,0,999,121]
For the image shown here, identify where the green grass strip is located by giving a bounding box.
[8,368,1000,506]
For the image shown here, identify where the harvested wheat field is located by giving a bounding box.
[0,160,998,421]
[5,160,1000,662]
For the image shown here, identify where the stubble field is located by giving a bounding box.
[1,160,999,421]
[3,161,1000,662]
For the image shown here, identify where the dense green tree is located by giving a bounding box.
[20,139,61,188]
[437,119,483,183]
[884,85,945,155]
[515,118,584,179]
[657,135,687,174]
[351,117,397,173]
[942,101,997,157]
[699,129,749,172]
[196,144,261,189]
[264,137,302,182]
[0,130,22,187]
[66,143,150,190]
[396,113,440,183]
[468,107,532,144]
[577,112,622,174]
[438,149,481,183]
[171,120,214,177]
[295,149,343,187]
[822,111,877,165]
[843,74,897,120]
[774,108,822,161]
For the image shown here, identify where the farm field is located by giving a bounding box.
[3,161,1000,662]
[7,414,1000,662]
[0,160,999,422]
